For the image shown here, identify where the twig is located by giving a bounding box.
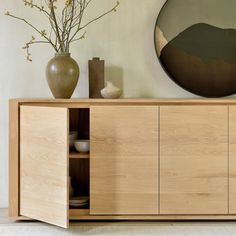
[23,0,50,16]
[6,12,58,52]
[49,0,65,51]
[80,1,119,31]
[5,0,120,60]
[69,31,86,49]
[65,0,76,52]
[69,1,119,43]
[23,40,50,62]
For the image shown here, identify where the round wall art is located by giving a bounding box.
[155,0,236,97]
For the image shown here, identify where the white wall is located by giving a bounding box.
[0,0,198,208]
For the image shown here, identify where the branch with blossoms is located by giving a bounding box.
[5,0,120,61]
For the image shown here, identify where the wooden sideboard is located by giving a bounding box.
[8,98,236,228]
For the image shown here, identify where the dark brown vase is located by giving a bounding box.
[46,53,80,99]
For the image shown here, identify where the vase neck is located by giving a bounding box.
[107,81,113,86]
[55,52,70,57]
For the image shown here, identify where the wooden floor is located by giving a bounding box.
[2,209,236,235]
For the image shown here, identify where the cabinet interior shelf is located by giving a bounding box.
[69,152,89,159]
[69,209,89,218]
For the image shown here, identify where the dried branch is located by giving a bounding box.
[23,0,50,16]
[65,0,77,52]
[48,0,65,52]
[69,1,120,44]
[22,36,50,62]
[5,12,58,52]
[80,1,119,31]
[5,0,120,60]
[71,31,86,42]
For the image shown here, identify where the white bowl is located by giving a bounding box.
[74,140,90,153]
[69,131,78,148]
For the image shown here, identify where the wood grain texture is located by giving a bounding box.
[90,106,158,215]
[10,98,236,105]
[9,98,236,110]
[69,152,89,159]
[229,106,236,213]
[9,99,236,222]
[9,100,20,218]
[160,106,228,215]
[20,106,69,228]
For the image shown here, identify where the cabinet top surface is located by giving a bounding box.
[9,98,236,105]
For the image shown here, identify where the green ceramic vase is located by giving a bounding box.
[46,53,80,99]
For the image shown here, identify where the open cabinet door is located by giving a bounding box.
[20,106,69,228]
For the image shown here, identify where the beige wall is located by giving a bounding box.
[158,0,236,41]
[0,0,198,208]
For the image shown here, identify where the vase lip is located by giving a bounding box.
[55,52,71,57]
[106,81,114,86]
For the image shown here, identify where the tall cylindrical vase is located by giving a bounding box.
[46,53,80,99]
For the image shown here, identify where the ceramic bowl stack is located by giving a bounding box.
[74,140,90,153]
[69,196,89,208]
[69,131,78,149]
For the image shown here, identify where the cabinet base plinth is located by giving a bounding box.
[13,212,236,221]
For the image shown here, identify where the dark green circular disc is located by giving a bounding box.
[155,0,236,97]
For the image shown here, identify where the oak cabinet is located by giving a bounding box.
[90,106,159,215]
[9,99,236,228]
[229,106,236,213]
[160,106,228,214]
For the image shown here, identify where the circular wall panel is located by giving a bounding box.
[155,0,236,97]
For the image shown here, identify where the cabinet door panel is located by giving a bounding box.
[20,106,69,228]
[229,106,236,213]
[90,106,158,215]
[160,106,228,215]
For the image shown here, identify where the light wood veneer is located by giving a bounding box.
[20,106,69,228]
[9,100,19,218]
[229,106,236,213]
[8,99,236,228]
[160,106,228,214]
[90,106,159,215]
